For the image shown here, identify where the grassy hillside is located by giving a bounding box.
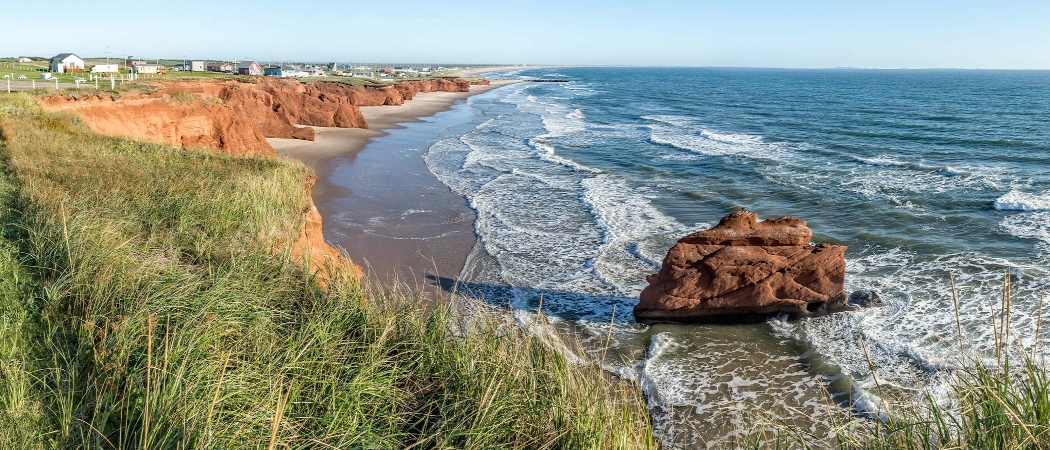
[0,93,656,449]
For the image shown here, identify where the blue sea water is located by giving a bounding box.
[423,67,1050,446]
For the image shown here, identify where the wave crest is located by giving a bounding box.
[994,190,1050,211]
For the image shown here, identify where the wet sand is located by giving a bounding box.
[270,81,518,288]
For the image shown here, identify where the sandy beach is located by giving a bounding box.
[269,79,519,176]
[270,80,519,287]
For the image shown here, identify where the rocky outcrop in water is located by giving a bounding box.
[635,211,848,324]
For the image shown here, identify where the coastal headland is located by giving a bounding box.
[36,76,519,287]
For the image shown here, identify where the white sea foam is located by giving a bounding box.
[581,175,691,292]
[655,152,702,161]
[539,106,586,137]
[777,246,1050,411]
[399,209,431,218]
[640,329,837,447]
[700,129,764,146]
[533,141,601,173]
[1000,212,1050,258]
[994,190,1050,211]
[643,115,793,160]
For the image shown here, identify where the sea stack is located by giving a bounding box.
[635,211,848,324]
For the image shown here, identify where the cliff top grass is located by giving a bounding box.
[0,93,655,449]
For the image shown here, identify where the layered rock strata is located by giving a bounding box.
[38,91,274,156]
[635,211,848,324]
[38,77,488,151]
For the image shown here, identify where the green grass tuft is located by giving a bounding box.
[168,91,196,104]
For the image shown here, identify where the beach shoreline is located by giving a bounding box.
[270,80,519,287]
[269,79,519,178]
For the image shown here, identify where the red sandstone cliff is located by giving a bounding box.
[292,176,365,284]
[39,78,488,145]
[38,91,275,156]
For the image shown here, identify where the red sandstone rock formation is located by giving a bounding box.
[38,92,275,156]
[39,78,488,145]
[291,176,364,284]
[635,211,847,323]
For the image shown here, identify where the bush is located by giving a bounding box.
[168,90,196,104]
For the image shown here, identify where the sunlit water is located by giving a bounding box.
[422,68,1050,447]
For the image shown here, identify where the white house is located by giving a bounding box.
[187,60,205,72]
[49,53,85,73]
[17,57,33,63]
[132,64,167,74]
[91,64,120,74]
[264,66,310,78]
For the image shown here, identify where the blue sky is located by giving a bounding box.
[3,0,1048,68]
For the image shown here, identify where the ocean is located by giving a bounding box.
[421,67,1050,446]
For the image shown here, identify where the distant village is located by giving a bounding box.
[4,53,477,83]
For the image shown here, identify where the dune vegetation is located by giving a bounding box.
[0,93,655,449]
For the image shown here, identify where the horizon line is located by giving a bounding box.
[5,56,1049,71]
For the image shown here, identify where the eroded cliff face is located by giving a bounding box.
[38,77,488,148]
[39,91,275,156]
[292,176,365,285]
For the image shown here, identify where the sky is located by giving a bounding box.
[2,0,1049,69]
